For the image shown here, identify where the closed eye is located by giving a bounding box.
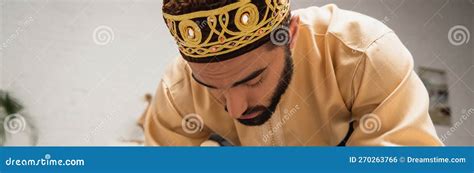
[247,77,264,88]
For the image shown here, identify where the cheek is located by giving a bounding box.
[248,78,279,104]
[247,88,270,104]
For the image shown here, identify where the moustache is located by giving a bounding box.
[224,105,268,116]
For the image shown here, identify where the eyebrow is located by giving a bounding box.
[192,67,267,89]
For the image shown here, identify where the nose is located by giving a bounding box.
[224,88,247,119]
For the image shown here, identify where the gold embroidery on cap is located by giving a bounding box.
[163,0,290,59]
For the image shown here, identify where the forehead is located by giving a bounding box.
[189,44,273,81]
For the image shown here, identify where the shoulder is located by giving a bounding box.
[156,57,197,114]
[161,57,190,89]
[293,4,393,51]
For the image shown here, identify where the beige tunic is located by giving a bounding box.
[143,4,443,146]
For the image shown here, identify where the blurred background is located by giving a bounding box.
[1,0,472,146]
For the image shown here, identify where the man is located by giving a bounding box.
[142,0,443,146]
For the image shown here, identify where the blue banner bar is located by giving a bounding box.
[1,147,472,173]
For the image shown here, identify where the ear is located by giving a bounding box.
[288,15,300,49]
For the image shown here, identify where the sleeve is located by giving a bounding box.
[346,32,443,146]
[143,80,211,146]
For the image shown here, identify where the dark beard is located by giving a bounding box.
[237,46,294,126]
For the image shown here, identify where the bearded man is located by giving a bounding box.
[142,0,443,146]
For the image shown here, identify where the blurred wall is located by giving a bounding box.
[1,0,473,145]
